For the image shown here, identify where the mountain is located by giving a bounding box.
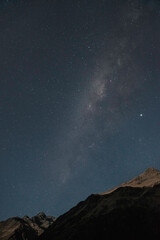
[23,212,56,236]
[0,212,55,240]
[1,168,160,240]
[40,167,160,240]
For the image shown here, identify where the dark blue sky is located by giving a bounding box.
[1,0,160,220]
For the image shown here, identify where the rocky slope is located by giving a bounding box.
[23,212,56,236]
[40,167,160,240]
[0,212,55,240]
[1,168,160,240]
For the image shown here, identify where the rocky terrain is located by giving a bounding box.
[0,212,55,240]
[1,167,160,240]
[23,212,56,236]
[40,167,160,240]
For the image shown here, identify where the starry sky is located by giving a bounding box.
[1,0,160,220]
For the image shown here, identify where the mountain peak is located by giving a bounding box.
[101,167,160,195]
[144,167,160,175]
[36,212,46,218]
[124,167,160,187]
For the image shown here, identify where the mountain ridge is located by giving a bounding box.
[0,212,56,240]
[100,167,160,195]
[1,167,160,240]
[39,167,160,240]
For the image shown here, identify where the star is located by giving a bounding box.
[140,113,143,117]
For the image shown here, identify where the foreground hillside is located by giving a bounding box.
[40,168,160,240]
[1,168,160,240]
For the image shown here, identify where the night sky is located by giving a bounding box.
[1,0,160,220]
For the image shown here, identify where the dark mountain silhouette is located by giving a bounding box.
[0,212,55,240]
[40,167,160,240]
[1,168,160,240]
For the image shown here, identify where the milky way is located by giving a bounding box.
[50,1,159,184]
[1,0,160,219]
